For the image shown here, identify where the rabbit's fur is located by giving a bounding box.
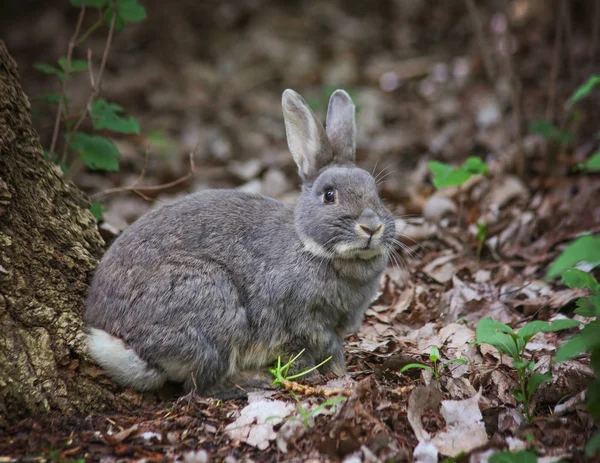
[85,89,396,396]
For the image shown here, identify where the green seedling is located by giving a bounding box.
[269,349,332,387]
[428,156,488,189]
[290,395,346,429]
[476,219,487,259]
[475,317,580,422]
[400,346,468,381]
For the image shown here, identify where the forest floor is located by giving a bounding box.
[2,0,600,461]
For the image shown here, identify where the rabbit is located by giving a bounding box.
[85,88,396,397]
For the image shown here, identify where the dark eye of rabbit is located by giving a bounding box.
[323,188,336,204]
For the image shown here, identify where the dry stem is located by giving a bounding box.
[48,2,87,159]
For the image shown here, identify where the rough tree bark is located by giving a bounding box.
[0,41,137,423]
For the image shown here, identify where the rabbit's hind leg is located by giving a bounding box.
[191,370,275,400]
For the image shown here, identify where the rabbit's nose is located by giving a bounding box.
[358,208,383,236]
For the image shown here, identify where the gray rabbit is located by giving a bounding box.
[85,89,396,397]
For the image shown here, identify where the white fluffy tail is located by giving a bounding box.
[87,328,166,391]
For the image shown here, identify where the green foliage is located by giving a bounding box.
[35,0,146,201]
[569,75,600,105]
[289,396,346,429]
[587,431,600,458]
[547,236,600,455]
[91,99,140,134]
[89,200,106,221]
[528,120,574,144]
[105,0,148,30]
[475,317,579,422]
[577,152,600,173]
[400,346,467,381]
[489,450,537,463]
[70,133,120,171]
[476,220,487,259]
[545,235,600,279]
[269,350,332,387]
[428,156,488,189]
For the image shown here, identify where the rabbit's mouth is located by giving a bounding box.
[333,241,386,260]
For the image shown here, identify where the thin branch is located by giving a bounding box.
[64,6,117,178]
[48,1,87,159]
[89,152,198,200]
[465,0,495,83]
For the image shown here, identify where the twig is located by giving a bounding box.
[465,0,495,83]
[64,5,117,179]
[280,379,353,398]
[49,1,87,160]
[89,152,198,200]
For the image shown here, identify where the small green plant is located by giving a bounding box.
[489,450,537,463]
[548,234,600,457]
[475,317,580,422]
[528,120,574,145]
[35,0,146,219]
[476,219,487,259]
[400,346,467,381]
[289,395,346,429]
[269,349,332,387]
[428,156,488,189]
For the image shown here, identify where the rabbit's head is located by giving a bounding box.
[282,89,395,260]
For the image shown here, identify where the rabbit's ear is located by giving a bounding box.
[282,89,333,181]
[326,89,356,164]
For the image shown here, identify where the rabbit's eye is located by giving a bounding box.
[323,189,336,204]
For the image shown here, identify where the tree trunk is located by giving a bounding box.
[0,40,137,424]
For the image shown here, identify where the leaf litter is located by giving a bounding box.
[3,0,600,461]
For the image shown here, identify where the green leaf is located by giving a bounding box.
[546,235,600,279]
[574,295,600,317]
[429,346,440,363]
[58,57,88,72]
[34,63,64,79]
[89,200,105,221]
[586,431,600,458]
[105,0,147,30]
[69,133,120,171]
[462,156,489,175]
[442,358,468,368]
[70,0,108,6]
[586,378,600,421]
[554,320,600,362]
[489,450,537,463]
[428,157,487,189]
[528,120,573,144]
[561,268,600,292]
[91,99,140,134]
[529,120,557,140]
[400,363,434,375]
[569,75,600,104]
[517,319,581,344]
[527,372,551,396]
[475,318,519,358]
[580,152,600,173]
